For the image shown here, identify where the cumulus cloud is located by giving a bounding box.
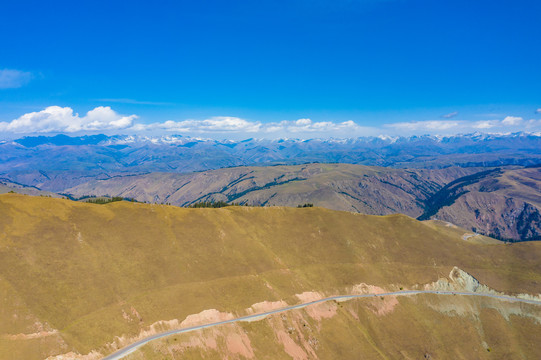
[133,117,364,137]
[134,116,262,133]
[2,106,538,138]
[501,116,523,126]
[441,111,458,119]
[0,106,137,133]
[536,108,541,114]
[0,69,33,89]
[0,108,370,137]
[473,116,525,129]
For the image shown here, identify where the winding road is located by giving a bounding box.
[102,290,541,360]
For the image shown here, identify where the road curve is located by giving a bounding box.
[102,290,541,360]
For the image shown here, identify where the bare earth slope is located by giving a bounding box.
[1,194,541,359]
[125,293,541,360]
[66,163,478,217]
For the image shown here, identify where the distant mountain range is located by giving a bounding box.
[1,132,540,191]
[2,133,540,241]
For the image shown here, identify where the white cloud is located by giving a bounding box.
[384,115,537,135]
[441,111,458,119]
[0,108,370,137]
[2,106,539,138]
[294,118,312,126]
[0,69,33,89]
[525,119,541,128]
[501,116,523,126]
[386,120,460,131]
[0,106,137,133]
[135,116,262,133]
[133,117,363,136]
[535,108,541,114]
[473,120,499,129]
[265,118,359,133]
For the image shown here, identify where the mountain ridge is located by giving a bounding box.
[65,163,478,216]
[64,163,541,241]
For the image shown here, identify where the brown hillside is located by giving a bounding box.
[66,164,541,241]
[426,167,541,241]
[66,163,478,216]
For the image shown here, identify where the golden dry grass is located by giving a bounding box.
[0,194,540,359]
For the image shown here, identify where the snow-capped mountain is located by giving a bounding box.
[1,132,540,191]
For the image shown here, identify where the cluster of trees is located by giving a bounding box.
[188,201,232,208]
[187,201,251,208]
[82,199,315,208]
[86,196,126,204]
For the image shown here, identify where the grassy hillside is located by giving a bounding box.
[66,163,541,241]
[0,194,540,359]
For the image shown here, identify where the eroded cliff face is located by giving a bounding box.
[119,299,541,360]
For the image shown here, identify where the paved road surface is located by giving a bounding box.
[102,290,541,360]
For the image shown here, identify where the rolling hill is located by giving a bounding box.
[65,163,479,216]
[0,178,61,198]
[1,194,540,359]
[65,163,541,241]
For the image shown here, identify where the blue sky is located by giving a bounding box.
[1,0,540,138]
